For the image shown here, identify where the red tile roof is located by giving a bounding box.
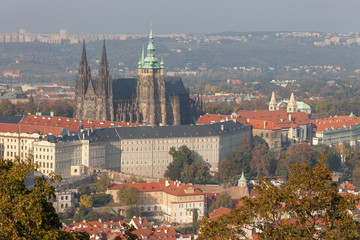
[249,119,281,130]
[312,116,360,132]
[0,122,64,137]
[341,181,357,191]
[108,182,162,192]
[196,114,233,125]
[108,179,204,197]
[209,207,231,220]
[20,114,140,132]
[196,110,311,130]
[130,216,150,229]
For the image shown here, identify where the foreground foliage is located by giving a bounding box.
[0,158,88,239]
[199,154,360,239]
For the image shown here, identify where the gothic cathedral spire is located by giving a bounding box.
[76,40,91,95]
[98,40,110,96]
[75,40,92,119]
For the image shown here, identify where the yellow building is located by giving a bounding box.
[107,179,205,224]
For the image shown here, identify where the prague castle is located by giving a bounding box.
[75,26,202,125]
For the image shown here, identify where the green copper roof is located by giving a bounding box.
[277,100,311,110]
[239,170,247,182]
[138,25,164,69]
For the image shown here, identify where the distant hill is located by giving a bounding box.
[0,32,360,85]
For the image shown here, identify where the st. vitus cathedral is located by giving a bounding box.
[75,26,202,126]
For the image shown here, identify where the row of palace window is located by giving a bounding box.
[122,138,217,145]
[140,206,161,212]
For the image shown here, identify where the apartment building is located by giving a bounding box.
[107,179,205,224]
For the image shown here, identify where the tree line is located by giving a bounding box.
[0,98,75,118]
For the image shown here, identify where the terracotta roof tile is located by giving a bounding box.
[312,116,360,132]
[108,179,203,197]
[20,114,140,132]
[209,207,231,220]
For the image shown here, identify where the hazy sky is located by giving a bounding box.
[0,0,358,34]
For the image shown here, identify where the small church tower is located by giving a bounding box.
[268,91,278,111]
[238,170,247,187]
[287,92,298,113]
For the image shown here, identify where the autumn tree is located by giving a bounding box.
[0,157,88,239]
[286,143,315,166]
[117,186,139,205]
[0,99,15,116]
[199,155,360,239]
[250,144,275,177]
[79,194,93,209]
[216,159,237,184]
[352,167,360,187]
[207,192,232,214]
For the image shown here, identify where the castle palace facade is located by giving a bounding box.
[75,27,202,126]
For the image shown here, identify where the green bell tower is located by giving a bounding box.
[136,24,167,126]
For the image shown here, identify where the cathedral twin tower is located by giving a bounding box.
[75,26,201,126]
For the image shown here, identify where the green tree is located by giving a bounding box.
[229,136,252,177]
[79,194,93,209]
[165,145,211,184]
[165,145,195,181]
[95,175,111,193]
[0,157,88,239]
[117,186,139,205]
[181,161,211,184]
[193,209,199,227]
[199,155,360,239]
[193,161,212,184]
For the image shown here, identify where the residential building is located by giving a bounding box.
[107,179,205,224]
[52,189,78,213]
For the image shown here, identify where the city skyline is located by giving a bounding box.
[1,0,360,34]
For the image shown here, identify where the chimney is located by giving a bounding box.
[165,180,169,187]
[263,120,266,129]
[50,111,54,117]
